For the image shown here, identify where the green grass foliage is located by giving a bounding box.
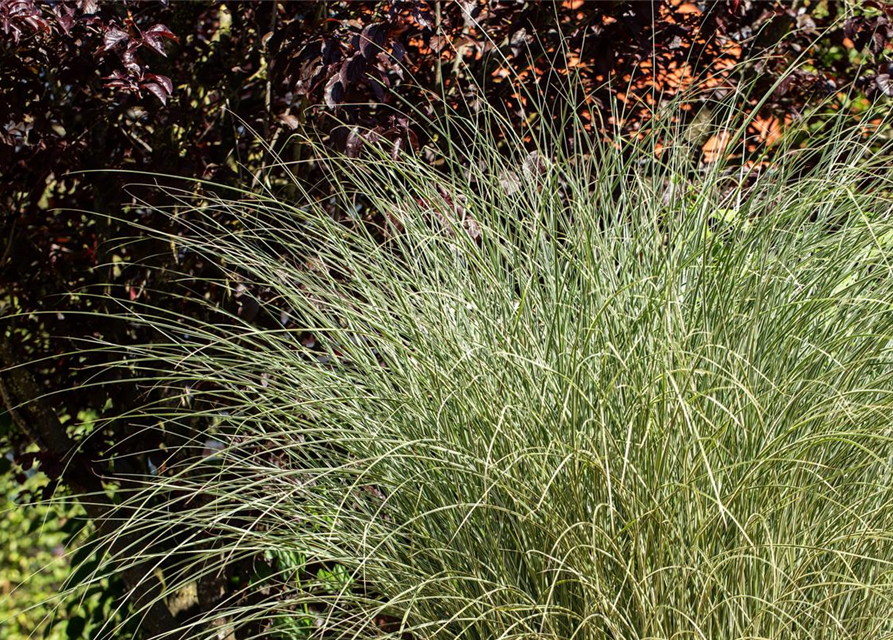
[59,98,893,639]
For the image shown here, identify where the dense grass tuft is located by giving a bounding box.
[66,101,893,639]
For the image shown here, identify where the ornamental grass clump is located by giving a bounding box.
[68,98,893,639]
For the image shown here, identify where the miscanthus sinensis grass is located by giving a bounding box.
[70,102,893,639]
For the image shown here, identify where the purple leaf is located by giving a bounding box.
[141,82,168,105]
[143,23,178,56]
[145,73,172,94]
[341,53,365,85]
[875,73,893,97]
[145,24,178,41]
[370,76,386,101]
[871,30,887,56]
[23,14,49,33]
[359,23,387,59]
[104,70,138,91]
[142,34,166,56]
[52,4,76,34]
[321,37,341,65]
[103,27,130,51]
[414,6,434,30]
[345,128,363,158]
[391,40,406,62]
[324,76,343,109]
[844,17,859,42]
[121,45,142,76]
